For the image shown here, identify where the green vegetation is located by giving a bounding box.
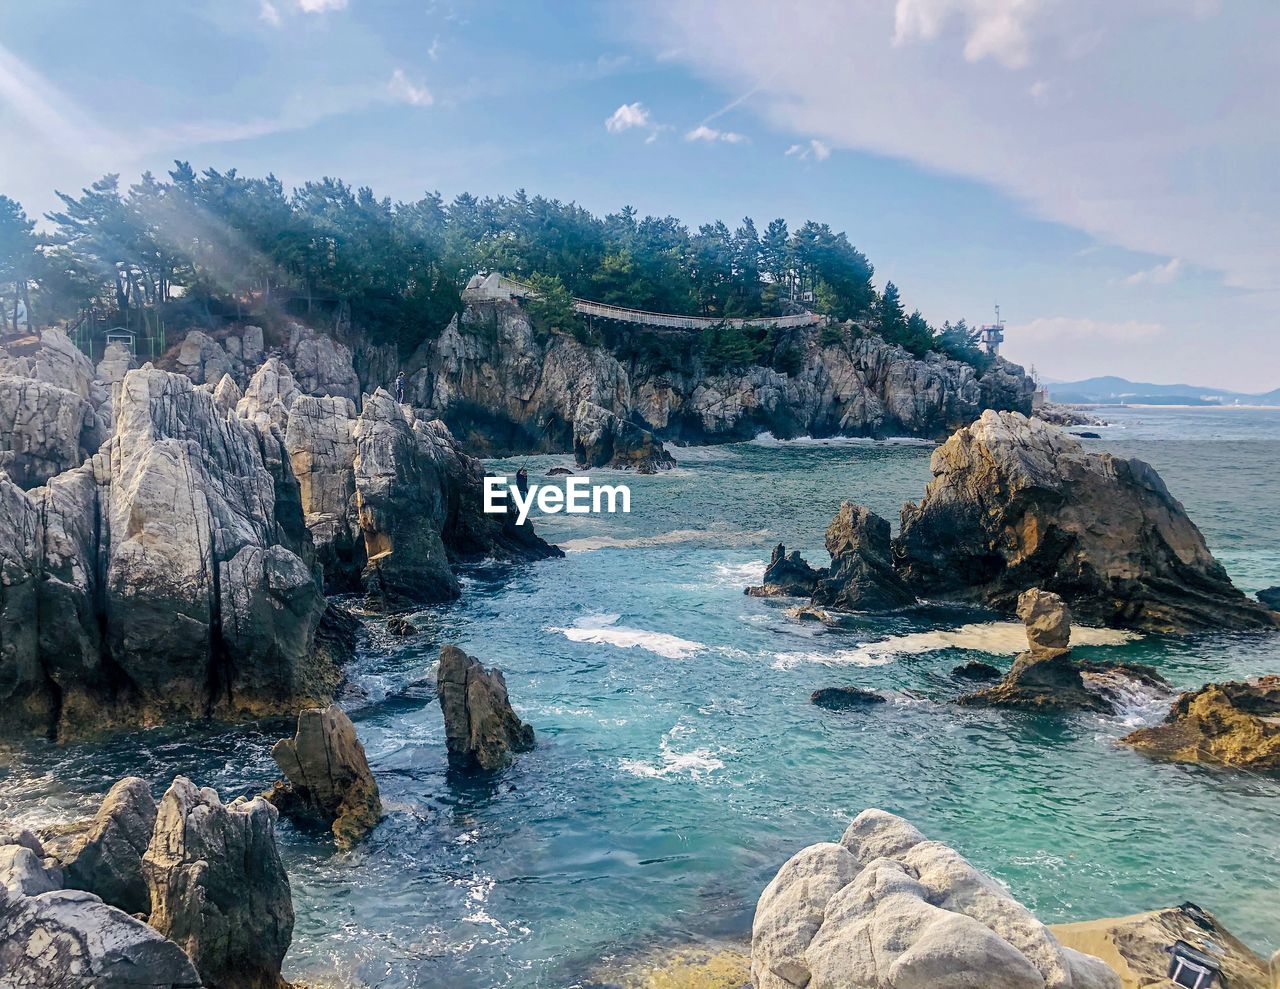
[2,164,992,368]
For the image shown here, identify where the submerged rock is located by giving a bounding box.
[895,411,1276,632]
[810,686,887,710]
[437,644,535,771]
[952,660,1002,681]
[573,400,676,473]
[1123,675,1280,772]
[267,705,382,848]
[811,502,915,612]
[144,777,293,989]
[1052,904,1273,989]
[61,777,156,915]
[387,615,418,636]
[746,543,823,597]
[752,808,1119,989]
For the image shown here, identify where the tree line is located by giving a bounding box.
[0,163,989,367]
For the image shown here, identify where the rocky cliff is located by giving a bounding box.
[405,300,1034,454]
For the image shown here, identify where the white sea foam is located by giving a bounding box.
[773,620,1137,669]
[1081,669,1173,727]
[548,614,705,659]
[559,527,768,553]
[751,431,936,448]
[619,726,726,780]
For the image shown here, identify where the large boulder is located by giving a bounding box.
[236,357,300,431]
[436,644,535,771]
[746,543,823,597]
[1018,587,1071,653]
[0,887,202,988]
[573,400,675,473]
[267,705,382,849]
[61,777,156,914]
[1257,585,1280,610]
[174,330,233,386]
[752,809,1119,989]
[282,321,360,402]
[894,411,1276,632]
[1123,675,1280,772]
[144,777,293,989]
[812,502,916,611]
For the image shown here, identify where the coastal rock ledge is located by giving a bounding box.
[752,808,1120,989]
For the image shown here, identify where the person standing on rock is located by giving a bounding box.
[394,371,405,404]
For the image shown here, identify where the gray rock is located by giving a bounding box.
[284,393,361,588]
[268,705,382,849]
[143,777,293,989]
[61,777,156,914]
[175,330,233,386]
[811,503,915,611]
[0,887,201,988]
[211,372,242,415]
[572,400,675,473]
[753,809,1120,989]
[810,686,887,710]
[0,844,60,896]
[236,357,300,431]
[896,411,1276,632]
[745,543,822,598]
[0,375,106,488]
[1018,588,1071,654]
[283,321,360,401]
[436,644,535,771]
[1257,585,1280,610]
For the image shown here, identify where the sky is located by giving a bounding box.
[1,0,1276,390]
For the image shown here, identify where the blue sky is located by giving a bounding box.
[1,0,1276,390]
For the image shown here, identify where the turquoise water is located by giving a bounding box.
[2,406,1278,987]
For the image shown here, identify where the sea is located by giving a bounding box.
[2,406,1277,987]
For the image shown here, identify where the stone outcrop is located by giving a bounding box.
[283,321,360,401]
[1257,585,1280,610]
[752,809,1119,989]
[144,777,293,989]
[0,365,343,740]
[61,777,156,914]
[267,705,382,849]
[746,544,823,598]
[953,660,1002,681]
[1051,904,1274,989]
[812,502,916,611]
[407,300,1033,454]
[436,644,535,771]
[895,411,1277,632]
[0,375,107,488]
[236,356,300,431]
[284,393,361,588]
[0,328,105,403]
[572,400,676,473]
[1123,675,1280,771]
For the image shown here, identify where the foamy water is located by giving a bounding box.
[547,614,705,659]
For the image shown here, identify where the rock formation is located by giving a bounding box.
[812,502,916,611]
[144,777,293,989]
[436,644,535,771]
[407,299,1033,454]
[895,411,1277,632]
[267,705,382,848]
[953,660,1003,681]
[61,777,157,914]
[1257,585,1280,610]
[0,375,107,487]
[752,808,1119,989]
[284,393,361,588]
[1052,904,1273,989]
[1123,675,1280,771]
[810,686,887,710]
[572,400,676,473]
[746,543,823,597]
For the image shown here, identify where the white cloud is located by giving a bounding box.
[605,101,652,133]
[387,68,432,107]
[1010,317,1166,342]
[259,1,282,27]
[635,2,1280,292]
[785,138,830,161]
[1122,257,1183,286]
[296,0,347,11]
[685,124,745,143]
[893,0,1040,69]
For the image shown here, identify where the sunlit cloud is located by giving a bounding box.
[685,124,745,144]
[785,139,830,161]
[1122,258,1183,286]
[893,0,1041,69]
[605,102,652,133]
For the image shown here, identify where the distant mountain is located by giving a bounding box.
[1047,375,1280,406]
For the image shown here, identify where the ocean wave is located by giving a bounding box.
[772,620,1136,669]
[560,527,769,553]
[548,614,705,659]
[1081,669,1174,727]
[750,431,936,448]
[619,726,726,780]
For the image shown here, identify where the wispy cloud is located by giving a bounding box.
[259,1,282,27]
[685,124,745,144]
[785,139,830,161]
[387,68,432,107]
[893,0,1041,69]
[605,101,652,133]
[296,0,348,12]
[1122,257,1183,286]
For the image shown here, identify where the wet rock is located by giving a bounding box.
[437,644,535,771]
[1123,675,1280,772]
[546,466,574,476]
[952,660,1002,681]
[895,411,1277,632]
[1073,430,1102,439]
[387,615,418,636]
[810,686,887,710]
[61,777,156,914]
[1257,585,1280,610]
[144,776,293,989]
[268,705,382,849]
[0,887,202,988]
[573,400,675,473]
[811,503,915,611]
[1051,904,1273,989]
[752,808,1119,989]
[746,543,823,597]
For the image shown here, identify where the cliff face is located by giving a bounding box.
[407,301,1034,453]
